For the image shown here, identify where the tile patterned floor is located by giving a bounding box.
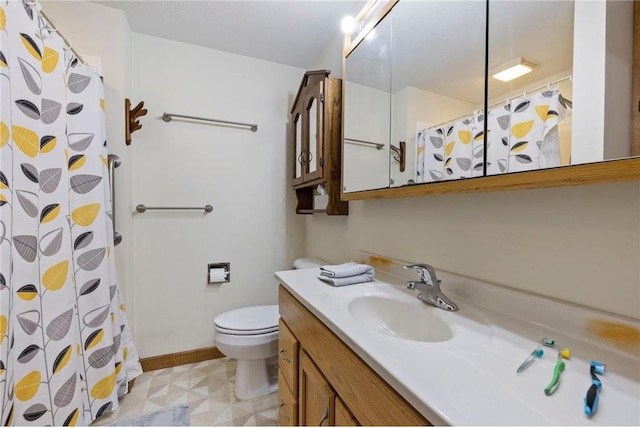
[92,358,279,426]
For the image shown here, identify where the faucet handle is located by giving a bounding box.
[403,264,436,284]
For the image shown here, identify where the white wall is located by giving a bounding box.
[305,182,640,320]
[42,1,136,328]
[131,34,305,357]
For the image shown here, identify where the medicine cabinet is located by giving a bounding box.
[341,0,640,200]
[291,70,348,214]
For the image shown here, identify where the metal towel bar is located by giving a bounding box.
[136,204,213,213]
[162,112,258,132]
[107,154,122,245]
[344,138,385,150]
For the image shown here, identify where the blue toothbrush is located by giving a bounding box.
[584,360,606,416]
[516,338,555,374]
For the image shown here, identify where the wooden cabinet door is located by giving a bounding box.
[291,71,327,188]
[299,350,335,426]
[335,397,359,426]
[304,79,324,183]
[292,109,305,187]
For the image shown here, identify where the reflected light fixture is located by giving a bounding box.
[490,57,538,82]
[341,16,357,34]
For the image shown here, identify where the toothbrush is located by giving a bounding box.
[516,338,555,374]
[584,360,606,416]
[544,348,571,395]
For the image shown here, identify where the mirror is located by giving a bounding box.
[389,0,486,187]
[294,113,302,181]
[343,10,392,193]
[343,0,639,195]
[308,97,318,175]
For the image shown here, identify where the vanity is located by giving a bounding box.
[275,262,640,426]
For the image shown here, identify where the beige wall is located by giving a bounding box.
[305,182,640,320]
[131,34,305,357]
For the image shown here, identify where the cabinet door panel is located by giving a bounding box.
[293,112,304,186]
[299,350,335,426]
[305,80,324,182]
[335,397,359,426]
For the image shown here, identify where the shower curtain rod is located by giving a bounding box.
[28,1,87,65]
[487,74,573,110]
[427,110,481,131]
[424,75,573,131]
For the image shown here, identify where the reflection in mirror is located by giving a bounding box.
[487,0,635,176]
[294,113,302,181]
[308,97,317,175]
[343,13,392,193]
[389,1,486,187]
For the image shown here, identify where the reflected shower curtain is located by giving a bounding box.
[0,1,141,425]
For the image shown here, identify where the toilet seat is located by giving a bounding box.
[214,305,278,336]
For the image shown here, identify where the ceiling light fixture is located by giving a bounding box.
[490,57,538,82]
[341,16,357,35]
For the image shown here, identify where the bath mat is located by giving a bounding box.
[109,405,190,426]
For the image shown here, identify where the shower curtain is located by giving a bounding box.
[0,1,141,425]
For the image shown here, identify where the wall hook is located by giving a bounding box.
[390,141,406,172]
[125,98,147,145]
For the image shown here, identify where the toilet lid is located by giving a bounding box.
[214,305,279,335]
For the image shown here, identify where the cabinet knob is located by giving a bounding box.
[279,348,291,363]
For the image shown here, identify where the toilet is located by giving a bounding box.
[214,305,280,400]
[213,258,324,400]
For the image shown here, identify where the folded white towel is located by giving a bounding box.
[319,262,375,278]
[317,263,375,287]
[318,273,374,287]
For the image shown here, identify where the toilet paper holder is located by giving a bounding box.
[208,262,230,284]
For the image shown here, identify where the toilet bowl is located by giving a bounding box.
[214,305,279,400]
[214,258,324,400]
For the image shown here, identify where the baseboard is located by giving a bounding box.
[140,346,226,372]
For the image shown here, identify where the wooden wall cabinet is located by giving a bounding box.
[290,70,348,215]
[279,286,429,426]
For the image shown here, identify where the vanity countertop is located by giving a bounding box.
[275,267,640,426]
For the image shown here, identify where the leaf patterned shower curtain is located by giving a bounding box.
[0,0,141,425]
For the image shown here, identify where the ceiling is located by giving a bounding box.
[92,0,365,69]
[91,0,574,104]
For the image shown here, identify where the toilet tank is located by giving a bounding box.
[292,258,324,269]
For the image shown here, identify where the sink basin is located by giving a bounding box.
[348,295,453,342]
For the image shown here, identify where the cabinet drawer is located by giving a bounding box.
[278,370,298,426]
[278,318,299,397]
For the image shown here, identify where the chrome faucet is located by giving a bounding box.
[404,264,459,311]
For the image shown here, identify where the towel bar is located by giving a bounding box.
[162,112,257,132]
[136,204,213,213]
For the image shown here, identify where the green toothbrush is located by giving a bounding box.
[544,348,571,395]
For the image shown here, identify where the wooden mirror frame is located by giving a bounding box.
[341,0,640,201]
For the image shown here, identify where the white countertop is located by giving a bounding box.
[275,267,640,426]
